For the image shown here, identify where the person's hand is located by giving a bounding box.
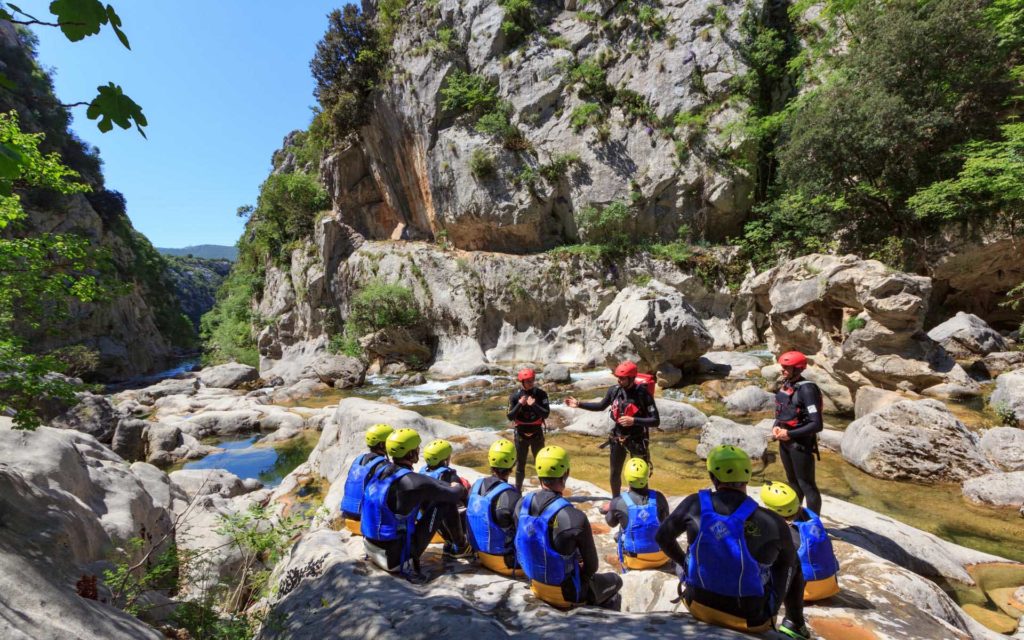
[617,415,635,427]
[776,428,791,442]
[771,426,783,440]
[525,396,536,406]
[518,395,528,405]
[565,396,579,408]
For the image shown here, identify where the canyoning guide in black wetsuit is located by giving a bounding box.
[506,368,550,493]
[565,360,659,507]
[513,446,622,609]
[772,351,824,515]
[361,428,469,583]
[655,445,810,639]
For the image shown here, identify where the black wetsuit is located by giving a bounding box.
[577,384,660,497]
[365,463,467,570]
[655,488,805,628]
[474,475,522,569]
[605,487,671,530]
[513,489,622,606]
[775,378,824,514]
[507,386,551,492]
[422,465,468,545]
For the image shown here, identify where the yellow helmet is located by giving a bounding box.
[488,438,516,470]
[535,446,570,479]
[423,439,453,467]
[706,445,752,483]
[365,423,394,448]
[624,457,650,489]
[385,428,421,459]
[760,480,800,518]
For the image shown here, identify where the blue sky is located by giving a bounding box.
[33,1,339,248]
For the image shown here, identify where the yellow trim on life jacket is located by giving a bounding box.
[429,531,444,544]
[804,574,840,601]
[685,599,772,633]
[344,518,362,535]
[623,550,670,570]
[530,580,576,610]
[478,551,521,577]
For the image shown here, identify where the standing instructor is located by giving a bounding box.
[507,368,551,493]
[772,351,824,515]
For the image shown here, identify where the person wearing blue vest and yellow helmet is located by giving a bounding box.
[340,423,393,535]
[466,438,522,576]
[418,439,472,556]
[361,428,469,583]
[514,446,623,610]
[655,445,810,639]
[761,480,840,603]
[605,458,670,571]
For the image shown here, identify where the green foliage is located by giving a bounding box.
[200,266,262,367]
[246,172,329,266]
[844,316,867,332]
[469,148,497,179]
[613,89,657,125]
[498,0,536,41]
[86,82,148,136]
[574,201,633,248]
[649,240,693,264]
[567,58,613,101]
[539,153,582,183]
[736,193,841,269]
[474,105,528,149]
[636,6,667,37]
[546,34,570,49]
[570,102,605,131]
[50,344,102,378]
[104,539,178,616]
[328,333,363,358]
[347,281,421,336]
[513,164,538,189]
[441,70,500,116]
[993,402,1018,427]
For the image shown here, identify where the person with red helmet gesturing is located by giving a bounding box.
[772,351,824,515]
[507,368,551,493]
[565,360,660,513]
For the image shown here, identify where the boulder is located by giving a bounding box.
[270,379,334,404]
[980,427,1024,472]
[48,392,119,443]
[198,362,259,389]
[991,369,1024,427]
[542,363,572,384]
[177,409,262,438]
[170,468,255,499]
[696,416,770,460]
[976,351,1024,378]
[111,417,148,461]
[697,351,764,378]
[762,363,854,415]
[555,398,706,436]
[135,376,199,404]
[723,385,774,415]
[854,386,921,420]
[596,281,713,374]
[655,362,683,388]
[962,471,1024,508]
[145,423,215,467]
[360,327,432,369]
[928,312,1007,358]
[842,400,995,483]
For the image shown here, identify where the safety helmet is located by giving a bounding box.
[706,444,752,483]
[777,351,808,370]
[760,480,800,518]
[614,360,638,378]
[423,439,453,467]
[385,428,421,459]
[624,457,650,489]
[365,423,394,448]
[535,445,570,479]
[517,368,536,382]
[488,438,516,470]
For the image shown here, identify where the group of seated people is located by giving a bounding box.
[341,424,840,639]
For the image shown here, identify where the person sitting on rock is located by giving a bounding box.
[565,360,659,513]
[655,445,810,639]
[361,428,471,582]
[772,350,824,515]
[761,480,840,603]
[514,446,623,610]
[467,438,522,576]
[419,438,471,551]
[340,423,393,535]
[605,457,670,571]
[507,368,551,493]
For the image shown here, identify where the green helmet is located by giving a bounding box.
[365,423,394,448]
[423,439,453,467]
[760,480,800,518]
[386,428,421,459]
[488,438,516,470]
[706,445,752,483]
[624,457,650,489]
[535,446,570,479]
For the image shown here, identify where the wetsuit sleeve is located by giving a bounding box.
[511,496,523,528]
[604,496,626,527]
[577,386,615,411]
[395,472,464,513]
[631,389,660,429]
[536,389,551,419]
[770,512,803,623]
[554,509,599,581]
[507,390,523,421]
[656,492,670,521]
[494,488,521,529]
[655,494,698,566]
[786,383,824,439]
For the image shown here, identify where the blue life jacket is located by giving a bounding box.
[794,509,839,581]
[515,493,581,594]
[618,490,663,564]
[361,467,416,543]
[420,465,453,481]
[340,453,387,516]
[467,478,514,555]
[685,490,767,598]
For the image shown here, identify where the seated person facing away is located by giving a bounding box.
[361,428,470,583]
[419,439,471,552]
[605,458,670,571]
[340,423,393,535]
[466,438,522,576]
[655,445,810,640]
[761,480,840,602]
[514,446,622,610]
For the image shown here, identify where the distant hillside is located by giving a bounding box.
[158,245,237,261]
[162,256,233,330]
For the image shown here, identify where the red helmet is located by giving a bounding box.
[517,368,535,381]
[614,361,638,377]
[778,351,808,369]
